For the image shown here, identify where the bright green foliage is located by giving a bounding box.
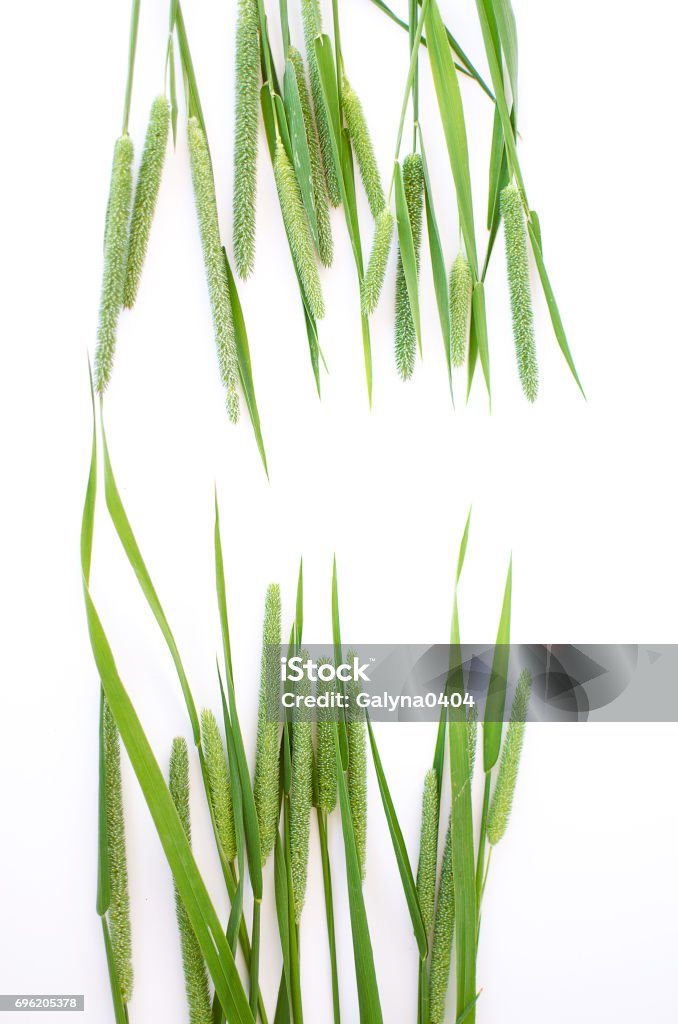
[233,0,260,279]
[103,697,133,1002]
[341,76,385,218]
[448,250,472,368]
[428,817,455,1024]
[301,0,341,207]
[361,207,394,316]
[169,738,212,1024]
[187,117,240,423]
[467,703,478,779]
[274,141,325,320]
[200,708,236,863]
[254,583,282,865]
[487,670,532,845]
[416,769,438,936]
[290,655,314,922]
[289,46,334,267]
[315,658,337,813]
[95,135,133,394]
[347,658,368,882]
[395,153,424,380]
[123,96,170,308]
[501,182,538,402]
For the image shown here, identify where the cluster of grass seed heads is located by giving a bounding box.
[123,96,170,308]
[487,669,532,845]
[95,135,134,394]
[501,182,538,402]
[416,768,439,936]
[254,583,282,865]
[301,0,341,207]
[428,817,455,1024]
[200,708,236,863]
[169,738,212,1024]
[290,654,314,923]
[395,153,424,381]
[187,117,240,423]
[232,0,260,279]
[449,251,472,368]
[361,207,394,316]
[274,141,325,320]
[341,76,385,219]
[103,697,133,1002]
[315,658,338,813]
[346,658,368,882]
[289,46,334,268]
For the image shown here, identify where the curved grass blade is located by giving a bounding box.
[482,558,512,772]
[283,59,320,250]
[420,136,452,399]
[366,720,427,958]
[425,0,477,274]
[223,250,269,476]
[317,809,341,1023]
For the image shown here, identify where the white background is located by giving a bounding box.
[1,0,677,1021]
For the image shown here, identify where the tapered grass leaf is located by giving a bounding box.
[124,96,170,308]
[483,558,513,772]
[420,136,453,396]
[169,738,212,1024]
[284,56,321,256]
[367,720,427,957]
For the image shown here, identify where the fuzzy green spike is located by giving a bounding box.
[487,670,532,845]
[346,653,368,882]
[169,738,212,1024]
[254,584,282,865]
[395,152,424,381]
[361,207,394,316]
[187,117,240,423]
[200,708,236,863]
[233,0,260,279]
[341,75,385,218]
[274,141,325,320]
[301,0,341,207]
[289,46,333,267]
[467,703,478,779]
[123,96,170,308]
[415,769,438,936]
[428,817,455,1024]
[501,182,538,401]
[448,250,472,368]
[290,654,314,922]
[94,135,133,394]
[103,697,133,1003]
[315,658,337,813]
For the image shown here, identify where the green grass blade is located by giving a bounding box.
[317,810,341,1023]
[470,282,490,403]
[527,217,585,396]
[175,3,207,129]
[274,832,293,1017]
[425,0,477,274]
[447,709,477,1024]
[489,0,518,111]
[420,136,453,400]
[223,250,269,476]
[331,557,348,769]
[214,495,264,900]
[482,558,512,772]
[366,720,427,958]
[101,421,200,743]
[335,732,383,1023]
[394,161,422,357]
